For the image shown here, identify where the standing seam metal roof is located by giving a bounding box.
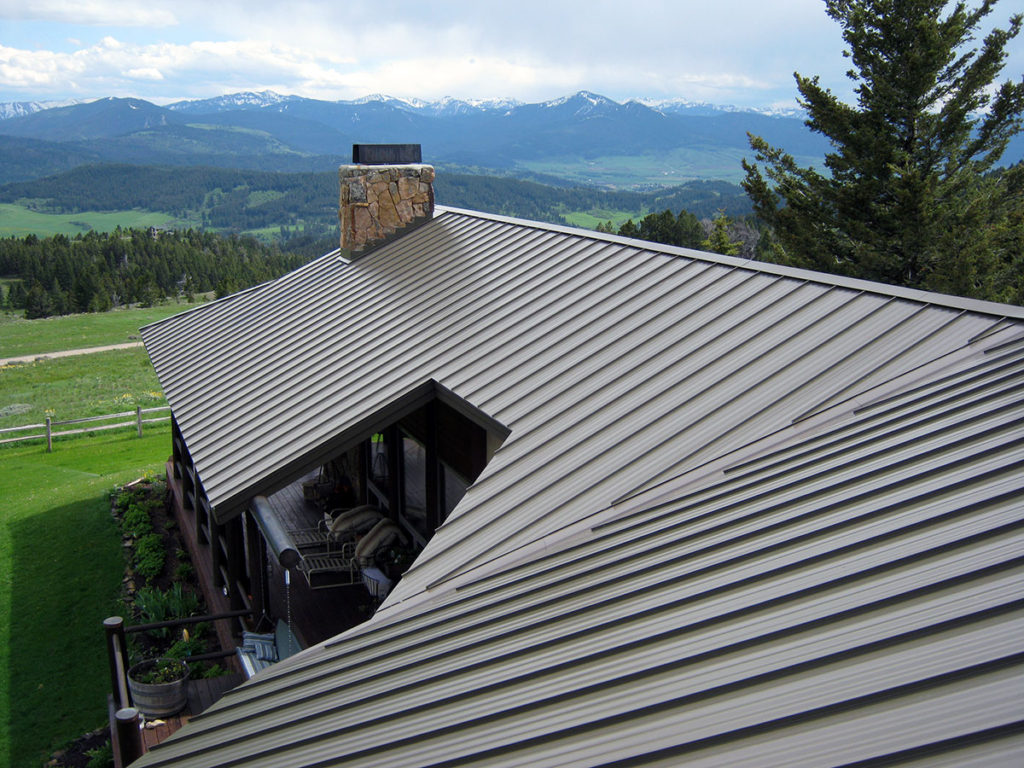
[138,207,1024,766]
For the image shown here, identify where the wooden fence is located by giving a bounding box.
[0,405,171,450]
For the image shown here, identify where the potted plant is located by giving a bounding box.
[127,657,189,718]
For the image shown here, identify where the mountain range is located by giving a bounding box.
[0,90,1019,189]
[0,90,831,188]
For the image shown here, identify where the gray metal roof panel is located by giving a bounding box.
[137,207,1024,766]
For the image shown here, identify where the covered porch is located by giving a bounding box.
[165,383,507,658]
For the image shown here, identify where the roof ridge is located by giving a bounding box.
[434,206,1024,320]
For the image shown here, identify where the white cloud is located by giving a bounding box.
[0,37,360,99]
[18,0,1015,108]
[126,67,163,81]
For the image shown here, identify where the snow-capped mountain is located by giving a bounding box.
[345,93,429,112]
[0,88,862,188]
[415,96,522,117]
[166,90,293,113]
[0,98,94,120]
[634,96,804,119]
[539,90,620,116]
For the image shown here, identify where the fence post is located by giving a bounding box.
[136,405,143,438]
[46,416,52,452]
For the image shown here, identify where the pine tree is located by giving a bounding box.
[701,211,744,256]
[742,0,1024,295]
[24,281,53,319]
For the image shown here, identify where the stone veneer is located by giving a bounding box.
[339,164,435,252]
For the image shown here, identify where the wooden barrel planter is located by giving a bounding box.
[127,657,189,718]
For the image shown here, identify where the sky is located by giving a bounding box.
[0,0,1021,110]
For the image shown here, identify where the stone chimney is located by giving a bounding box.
[339,144,435,255]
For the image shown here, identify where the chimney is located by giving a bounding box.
[339,144,435,255]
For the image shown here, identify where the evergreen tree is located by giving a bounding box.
[742,0,1024,295]
[618,219,639,238]
[616,209,705,248]
[24,281,53,319]
[8,280,27,310]
[701,211,744,256]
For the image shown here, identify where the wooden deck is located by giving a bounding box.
[266,470,324,532]
[166,462,376,654]
[110,674,243,766]
[140,673,244,748]
[264,474,377,647]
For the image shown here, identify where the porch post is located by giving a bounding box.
[386,425,402,521]
[114,708,144,765]
[425,399,440,531]
[103,616,131,709]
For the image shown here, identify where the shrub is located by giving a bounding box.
[174,561,194,582]
[120,503,152,537]
[134,533,166,582]
[113,485,148,511]
[86,739,114,768]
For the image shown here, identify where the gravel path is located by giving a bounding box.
[0,341,144,366]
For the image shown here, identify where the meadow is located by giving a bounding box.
[0,300,207,359]
[0,307,181,766]
[0,202,185,238]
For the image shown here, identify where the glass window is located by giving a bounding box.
[402,434,427,538]
[442,464,468,521]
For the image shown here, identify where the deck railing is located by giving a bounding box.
[104,609,252,766]
[0,405,170,450]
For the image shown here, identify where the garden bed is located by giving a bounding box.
[47,476,228,768]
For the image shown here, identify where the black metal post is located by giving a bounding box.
[115,707,144,765]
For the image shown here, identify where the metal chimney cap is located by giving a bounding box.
[352,144,422,164]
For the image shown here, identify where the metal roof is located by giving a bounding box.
[139,207,1024,765]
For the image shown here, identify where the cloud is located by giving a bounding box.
[0,37,359,99]
[126,67,164,81]
[0,0,936,107]
[0,0,178,27]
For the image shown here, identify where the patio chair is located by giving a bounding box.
[354,518,409,567]
[323,505,384,541]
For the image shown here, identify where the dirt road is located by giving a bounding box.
[0,341,144,366]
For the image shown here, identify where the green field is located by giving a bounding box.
[0,202,188,238]
[0,347,167,431]
[0,307,181,765]
[561,208,642,230]
[0,301,207,358]
[516,148,750,187]
[517,147,824,188]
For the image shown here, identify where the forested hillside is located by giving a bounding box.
[0,228,307,318]
[0,163,752,234]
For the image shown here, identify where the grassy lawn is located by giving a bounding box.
[0,301,208,359]
[0,428,172,767]
[0,309,179,765]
